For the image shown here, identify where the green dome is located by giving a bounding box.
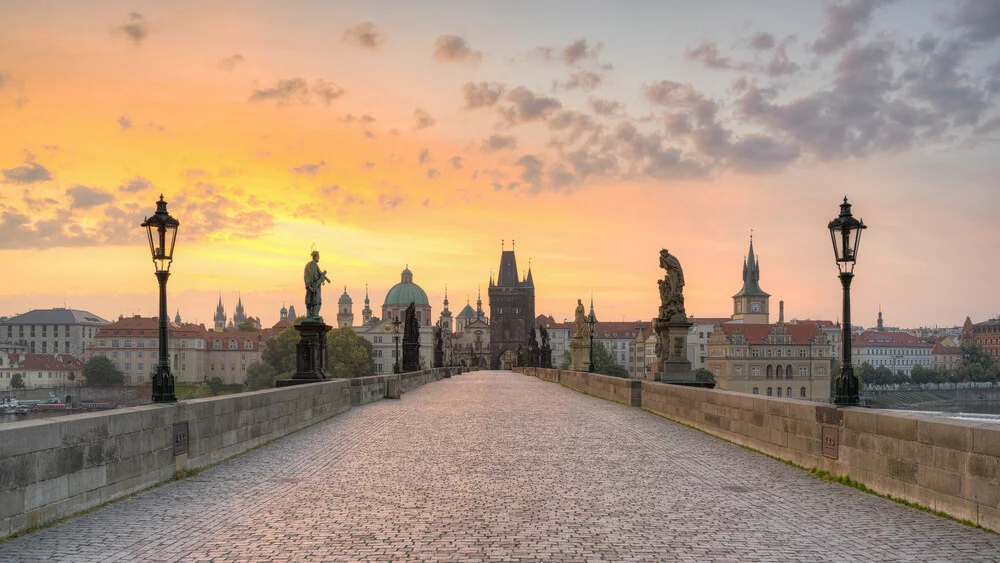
[338,290,352,304]
[384,267,429,306]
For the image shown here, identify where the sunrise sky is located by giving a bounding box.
[1,0,998,329]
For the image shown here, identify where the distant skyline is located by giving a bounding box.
[2,1,999,328]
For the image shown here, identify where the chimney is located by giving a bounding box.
[779,300,785,324]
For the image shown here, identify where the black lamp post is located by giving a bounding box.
[588,310,597,373]
[141,195,179,403]
[393,315,401,374]
[828,197,867,406]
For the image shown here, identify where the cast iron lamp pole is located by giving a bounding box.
[141,195,180,403]
[828,197,867,406]
[588,310,597,373]
[393,315,401,374]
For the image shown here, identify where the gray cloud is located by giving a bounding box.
[426,168,440,179]
[217,54,245,71]
[117,115,133,130]
[418,148,431,165]
[562,39,602,66]
[362,161,375,170]
[338,113,376,123]
[951,1,1000,43]
[449,156,463,169]
[749,32,776,50]
[66,185,115,209]
[116,12,150,46]
[378,193,403,211]
[589,98,624,116]
[1,154,52,185]
[433,35,483,63]
[481,134,518,152]
[289,160,326,175]
[414,108,435,129]
[499,87,562,125]
[248,78,343,105]
[463,82,506,109]
[812,0,889,55]
[515,155,545,190]
[561,71,602,91]
[766,46,800,76]
[343,22,383,50]
[687,41,753,71]
[119,176,152,193]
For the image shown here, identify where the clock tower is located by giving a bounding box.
[732,235,770,325]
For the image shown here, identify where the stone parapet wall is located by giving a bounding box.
[515,367,640,407]
[0,367,464,539]
[519,367,1000,532]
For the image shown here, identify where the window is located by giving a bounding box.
[228,340,237,350]
[799,367,807,377]
[752,387,759,395]
[799,349,807,358]
[751,367,760,378]
[777,387,783,397]
[214,340,222,350]
[787,386,792,397]
[767,387,773,396]
[245,340,253,349]
[138,363,143,371]
[752,348,760,358]
[800,387,807,398]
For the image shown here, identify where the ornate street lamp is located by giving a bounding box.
[141,195,179,403]
[828,197,867,406]
[588,310,597,373]
[393,315,401,374]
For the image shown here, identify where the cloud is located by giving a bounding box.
[248,78,343,106]
[217,54,245,71]
[974,116,1000,135]
[378,193,403,211]
[462,82,506,109]
[418,148,431,165]
[481,134,518,152]
[449,156,463,169]
[951,1,1000,43]
[116,12,150,46]
[589,97,623,116]
[561,71,602,91]
[765,46,800,76]
[1,154,52,185]
[561,38,602,66]
[433,35,483,63]
[117,115,133,130]
[0,71,9,90]
[362,161,375,170]
[289,160,326,175]
[414,108,435,129]
[515,154,545,190]
[338,113,376,123]
[749,32,776,50]
[66,185,115,209]
[686,41,752,71]
[812,0,889,55]
[118,176,152,193]
[498,87,562,125]
[343,22,383,50]
[426,168,440,179]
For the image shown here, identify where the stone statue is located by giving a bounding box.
[573,299,589,338]
[657,249,686,322]
[539,325,549,348]
[304,250,331,320]
[403,302,419,343]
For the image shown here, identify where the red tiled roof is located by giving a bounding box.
[5,353,82,370]
[789,319,837,328]
[852,331,934,348]
[207,331,267,350]
[932,343,959,355]
[593,321,651,340]
[690,317,730,325]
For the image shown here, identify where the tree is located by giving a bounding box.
[236,319,260,332]
[10,373,25,389]
[83,356,125,386]
[956,342,999,382]
[326,327,375,378]
[558,350,570,370]
[694,368,715,385]
[911,364,951,384]
[262,325,299,375]
[591,341,630,378]
[206,377,225,396]
[244,362,279,391]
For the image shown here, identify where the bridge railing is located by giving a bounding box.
[516,366,1000,533]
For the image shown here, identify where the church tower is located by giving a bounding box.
[337,287,354,328]
[731,236,770,325]
[488,242,535,369]
[174,309,182,325]
[362,286,373,325]
[233,294,247,325]
[438,286,453,332]
[213,294,227,332]
[279,304,288,323]
[877,307,884,331]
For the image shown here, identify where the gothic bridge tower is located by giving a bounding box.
[488,243,535,369]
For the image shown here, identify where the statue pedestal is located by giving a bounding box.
[402,341,421,373]
[569,335,590,372]
[276,320,331,387]
[647,319,712,387]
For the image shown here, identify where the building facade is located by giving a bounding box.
[0,352,83,390]
[488,247,535,369]
[0,308,109,361]
[851,331,934,376]
[966,317,1000,361]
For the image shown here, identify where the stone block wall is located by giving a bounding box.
[350,368,461,405]
[519,366,1000,532]
[516,368,641,407]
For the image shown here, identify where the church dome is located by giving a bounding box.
[384,267,429,307]
[338,288,352,304]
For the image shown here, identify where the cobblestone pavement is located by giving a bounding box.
[3,371,1000,562]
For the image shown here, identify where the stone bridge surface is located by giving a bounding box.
[2,371,999,562]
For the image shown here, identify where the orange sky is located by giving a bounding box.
[2,1,999,329]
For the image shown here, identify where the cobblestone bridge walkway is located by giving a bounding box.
[3,371,999,562]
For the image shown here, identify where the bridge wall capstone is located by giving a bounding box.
[0,367,459,539]
[517,367,1000,532]
[520,367,640,407]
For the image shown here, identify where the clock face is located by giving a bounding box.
[751,302,761,313]
[384,324,391,331]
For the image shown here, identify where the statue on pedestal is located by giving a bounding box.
[402,301,421,372]
[650,248,711,387]
[573,299,589,338]
[657,249,685,322]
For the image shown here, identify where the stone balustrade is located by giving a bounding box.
[516,366,1000,532]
